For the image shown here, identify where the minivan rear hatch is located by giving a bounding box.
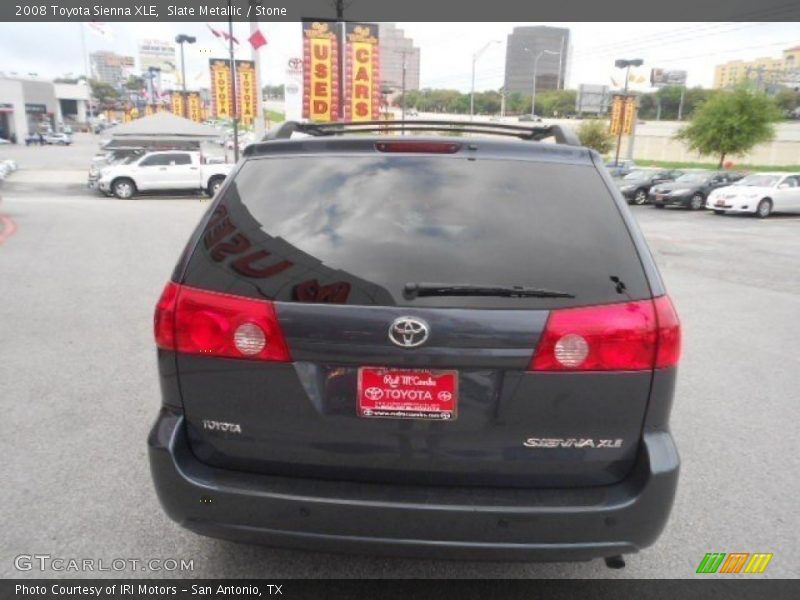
[173,143,659,487]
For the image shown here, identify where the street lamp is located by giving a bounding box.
[175,33,197,118]
[524,47,559,120]
[612,58,644,167]
[470,40,501,121]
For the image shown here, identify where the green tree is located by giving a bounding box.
[124,75,145,92]
[577,119,615,154]
[88,79,119,109]
[675,87,781,167]
[773,88,800,115]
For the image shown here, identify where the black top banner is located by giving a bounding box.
[2,0,800,22]
[3,579,800,600]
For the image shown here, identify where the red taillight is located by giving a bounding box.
[154,281,179,350]
[375,141,461,154]
[153,283,291,362]
[653,295,681,368]
[529,297,680,372]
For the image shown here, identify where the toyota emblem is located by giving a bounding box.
[388,317,430,348]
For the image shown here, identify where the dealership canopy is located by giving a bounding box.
[107,112,220,143]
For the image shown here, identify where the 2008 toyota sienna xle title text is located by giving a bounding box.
[148,120,681,568]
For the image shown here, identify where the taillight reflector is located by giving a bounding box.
[375,141,461,154]
[153,282,291,362]
[653,295,681,368]
[529,297,680,372]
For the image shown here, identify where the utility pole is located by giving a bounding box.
[530,49,559,119]
[613,58,643,167]
[677,86,686,120]
[394,48,413,131]
[249,1,265,138]
[228,0,239,161]
[335,0,345,122]
[175,34,196,118]
[470,40,500,121]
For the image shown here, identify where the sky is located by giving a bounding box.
[0,21,797,92]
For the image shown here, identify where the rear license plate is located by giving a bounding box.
[357,367,458,421]
[715,199,725,206]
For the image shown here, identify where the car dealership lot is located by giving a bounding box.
[0,161,798,578]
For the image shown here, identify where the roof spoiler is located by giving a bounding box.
[261,120,581,146]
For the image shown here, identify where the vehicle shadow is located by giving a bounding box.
[198,537,616,578]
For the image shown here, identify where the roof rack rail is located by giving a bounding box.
[262,120,581,146]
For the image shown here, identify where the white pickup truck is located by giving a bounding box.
[96,151,234,199]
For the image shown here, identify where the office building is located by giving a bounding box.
[89,51,135,86]
[378,23,421,92]
[503,26,570,96]
[713,45,800,89]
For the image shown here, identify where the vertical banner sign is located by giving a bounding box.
[187,92,202,123]
[622,96,637,135]
[344,23,380,122]
[303,22,339,122]
[170,91,185,117]
[236,60,257,127]
[209,59,232,119]
[145,104,156,116]
[609,95,625,135]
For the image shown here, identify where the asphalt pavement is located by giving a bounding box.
[0,136,798,578]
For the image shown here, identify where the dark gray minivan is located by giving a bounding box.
[149,121,681,566]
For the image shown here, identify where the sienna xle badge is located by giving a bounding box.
[149,120,681,567]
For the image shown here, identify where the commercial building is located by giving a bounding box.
[89,51,135,87]
[378,23,421,92]
[713,45,800,89]
[138,39,179,92]
[0,77,90,141]
[504,26,570,96]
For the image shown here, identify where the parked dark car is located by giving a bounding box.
[605,159,636,178]
[617,169,683,205]
[149,121,681,567]
[649,170,746,210]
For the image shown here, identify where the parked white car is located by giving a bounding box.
[43,132,73,145]
[96,151,234,199]
[707,172,800,218]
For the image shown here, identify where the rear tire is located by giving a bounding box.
[654,204,665,209]
[112,178,136,199]
[713,210,725,215]
[207,176,225,197]
[633,189,648,205]
[756,199,772,218]
[689,193,705,210]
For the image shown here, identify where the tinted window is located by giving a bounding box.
[167,153,192,165]
[183,155,650,309]
[139,154,169,167]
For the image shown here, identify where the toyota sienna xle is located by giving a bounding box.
[149,120,681,567]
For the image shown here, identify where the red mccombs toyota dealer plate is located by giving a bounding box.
[357,367,458,421]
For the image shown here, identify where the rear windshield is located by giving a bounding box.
[182,155,651,308]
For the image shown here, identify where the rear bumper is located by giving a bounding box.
[651,193,690,206]
[706,202,755,214]
[148,408,679,561]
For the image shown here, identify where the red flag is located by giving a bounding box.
[248,29,267,50]
[223,32,239,45]
[207,24,222,38]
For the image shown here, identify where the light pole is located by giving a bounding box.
[525,48,559,119]
[175,34,196,118]
[470,40,500,121]
[613,58,643,167]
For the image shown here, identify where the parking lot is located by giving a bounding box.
[1,136,798,578]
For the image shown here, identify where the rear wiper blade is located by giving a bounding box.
[403,282,575,300]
